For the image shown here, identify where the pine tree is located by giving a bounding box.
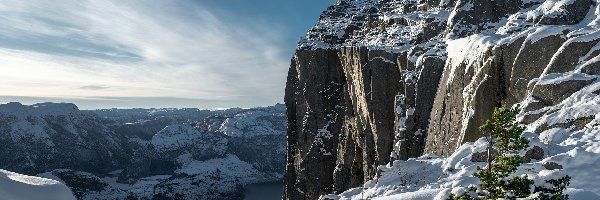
[448,105,570,200]
[474,105,532,199]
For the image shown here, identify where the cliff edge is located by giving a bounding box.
[284,0,600,199]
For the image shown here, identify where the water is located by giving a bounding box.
[244,181,284,200]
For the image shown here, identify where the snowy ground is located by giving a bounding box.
[322,127,600,200]
[0,169,76,200]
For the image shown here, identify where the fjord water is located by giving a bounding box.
[244,181,284,200]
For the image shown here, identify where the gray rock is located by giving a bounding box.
[470,148,498,163]
[543,162,564,170]
[537,0,592,25]
[532,79,595,106]
[546,36,600,74]
[523,146,545,163]
[508,32,568,104]
[581,59,600,75]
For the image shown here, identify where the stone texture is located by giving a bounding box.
[393,55,445,160]
[284,0,600,199]
[546,33,600,74]
[424,46,509,156]
[543,162,564,170]
[532,79,595,106]
[581,59,600,75]
[284,48,346,200]
[523,146,545,163]
[508,32,568,104]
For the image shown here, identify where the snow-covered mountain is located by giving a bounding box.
[0,102,286,200]
[284,0,600,199]
[0,102,129,175]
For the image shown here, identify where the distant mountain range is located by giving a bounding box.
[0,102,287,200]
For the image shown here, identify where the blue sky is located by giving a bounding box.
[0,0,334,109]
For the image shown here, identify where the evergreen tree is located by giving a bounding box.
[448,105,570,200]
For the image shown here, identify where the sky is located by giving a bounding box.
[0,0,335,109]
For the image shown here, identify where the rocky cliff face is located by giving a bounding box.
[284,0,600,199]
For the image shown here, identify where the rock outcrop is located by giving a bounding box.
[284,0,600,199]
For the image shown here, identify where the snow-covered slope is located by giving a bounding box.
[323,130,600,199]
[0,169,75,200]
[218,105,286,138]
[152,124,228,160]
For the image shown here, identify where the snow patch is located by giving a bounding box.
[0,169,76,200]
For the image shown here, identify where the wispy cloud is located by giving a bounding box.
[79,85,112,91]
[0,0,289,108]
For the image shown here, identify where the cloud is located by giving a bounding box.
[79,85,112,91]
[0,0,289,108]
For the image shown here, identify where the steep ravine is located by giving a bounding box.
[284,0,600,199]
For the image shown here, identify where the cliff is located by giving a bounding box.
[284,0,600,199]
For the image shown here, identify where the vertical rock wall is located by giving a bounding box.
[284,0,600,199]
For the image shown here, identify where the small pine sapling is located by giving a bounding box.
[476,105,532,199]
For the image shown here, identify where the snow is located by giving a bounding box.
[127,175,172,198]
[374,189,443,200]
[176,154,260,185]
[527,81,599,129]
[445,35,495,85]
[527,0,580,22]
[300,0,449,50]
[0,169,76,200]
[0,102,92,147]
[151,123,228,155]
[218,107,286,138]
[369,56,396,65]
[325,128,600,199]
[536,72,596,85]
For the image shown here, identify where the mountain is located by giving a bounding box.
[284,0,600,199]
[0,102,129,175]
[0,102,287,199]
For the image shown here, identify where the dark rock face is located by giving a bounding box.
[285,0,600,199]
[285,0,451,198]
[426,46,507,155]
[507,31,568,104]
[284,48,346,200]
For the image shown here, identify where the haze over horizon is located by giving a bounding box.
[0,0,334,109]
